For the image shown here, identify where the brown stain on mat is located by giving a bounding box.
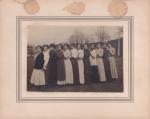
[63,1,85,15]
[23,0,40,14]
[108,0,128,17]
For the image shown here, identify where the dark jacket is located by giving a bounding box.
[34,53,44,69]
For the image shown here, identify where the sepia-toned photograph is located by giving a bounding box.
[27,25,123,92]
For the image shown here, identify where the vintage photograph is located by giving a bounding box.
[27,25,123,92]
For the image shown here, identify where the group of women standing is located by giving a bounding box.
[30,43,118,87]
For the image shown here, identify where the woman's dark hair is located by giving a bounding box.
[70,43,75,47]
[107,43,111,45]
[96,43,102,47]
[64,43,70,49]
[49,43,56,48]
[90,43,96,48]
[36,45,43,51]
[106,43,112,48]
[77,43,83,49]
[57,44,63,49]
[62,43,69,49]
[83,43,89,48]
[43,45,49,49]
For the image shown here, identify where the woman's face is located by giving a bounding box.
[77,44,81,49]
[84,44,88,49]
[57,45,61,50]
[36,47,42,53]
[103,44,107,48]
[91,44,94,49]
[70,45,74,49]
[96,44,101,49]
[43,46,48,52]
[108,44,111,47]
[64,45,68,50]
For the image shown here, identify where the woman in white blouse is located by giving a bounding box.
[77,44,85,84]
[63,44,74,84]
[43,45,50,85]
[96,43,106,82]
[89,43,100,83]
[70,44,80,85]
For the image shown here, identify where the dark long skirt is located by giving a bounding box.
[83,58,91,84]
[57,59,65,82]
[70,58,79,85]
[44,68,49,85]
[103,58,112,81]
[48,61,57,86]
[90,66,100,83]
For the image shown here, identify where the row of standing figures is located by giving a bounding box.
[30,43,119,87]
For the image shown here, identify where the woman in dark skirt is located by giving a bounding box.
[56,44,66,85]
[83,44,91,84]
[70,44,80,85]
[47,44,57,87]
[102,43,112,81]
[89,43,100,83]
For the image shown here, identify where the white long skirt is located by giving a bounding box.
[30,69,45,85]
[109,57,118,79]
[97,58,106,82]
[64,59,74,84]
[77,59,85,84]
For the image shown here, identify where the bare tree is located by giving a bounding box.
[84,33,91,43]
[95,26,110,42]
[68,34,76,44]
[68,27,111,44]
[68,29,91,44]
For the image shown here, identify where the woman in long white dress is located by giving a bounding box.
[108,43,118,79]
[43,45,50,85]
[63,44,74,84]
[77,44,85,84]
[96,43,106,82]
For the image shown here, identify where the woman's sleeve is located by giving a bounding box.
[75,51,78,58]
[99,49,104,57]
[63,51,68,58]
[34,54,36,60]
[91,50,97,58]
[72,50,78,58]
[109,48,115,55]
[96,50,100,57]
[44,53,49,69]
[78,50,84,59]
[113,48,116,55]
[56,51,63,58]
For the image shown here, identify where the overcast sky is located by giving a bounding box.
[27,25,122,45]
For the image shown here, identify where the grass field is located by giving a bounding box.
[27,56,123,92]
